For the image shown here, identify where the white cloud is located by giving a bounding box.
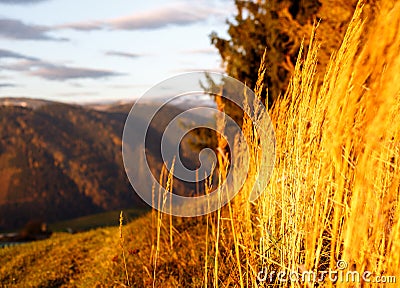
[29,64,124,80]
[1,54,125,81]
[105,51,142,59]
[0,0,48,4]
[0,82,17,88]
[0,18,67,41]
[0,48,38,60]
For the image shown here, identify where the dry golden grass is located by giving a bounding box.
[146,2,400,287]
[202,1,400,286]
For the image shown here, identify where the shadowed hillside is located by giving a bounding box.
[0,99,210,231]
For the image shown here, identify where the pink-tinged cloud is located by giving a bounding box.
[181,48,218,55]
[59,3,224,31]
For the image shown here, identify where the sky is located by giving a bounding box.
[0,0,235,103]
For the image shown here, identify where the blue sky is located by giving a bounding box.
[0,0,234,103]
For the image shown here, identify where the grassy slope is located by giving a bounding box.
[48,208,147,232]
[0,212,214,287]
[1,213,153,287]
[1,226,120,287]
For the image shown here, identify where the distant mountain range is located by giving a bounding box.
[0,97,215,231]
